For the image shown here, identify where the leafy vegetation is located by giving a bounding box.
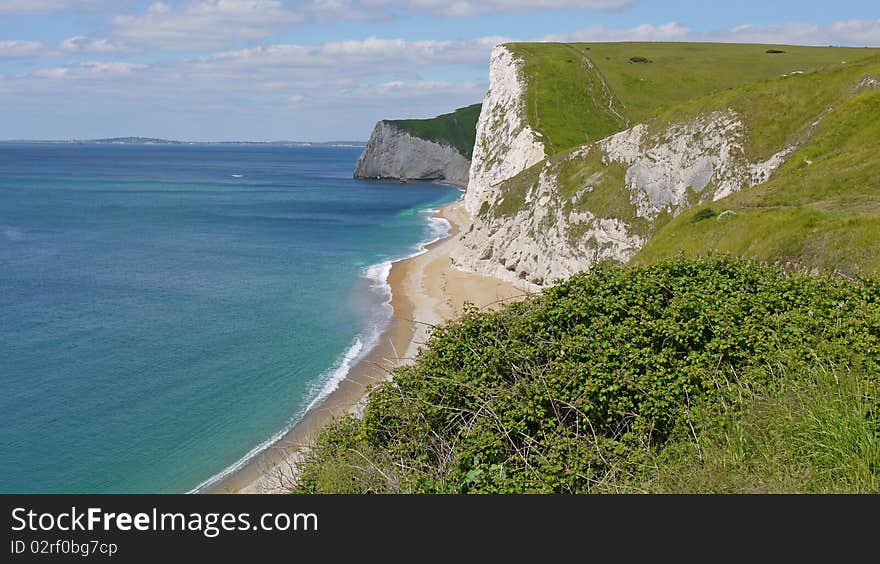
[291,258,880,493]
[691,208,717,222]
[388,103,482,159]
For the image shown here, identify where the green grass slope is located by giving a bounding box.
[387,103,482,159]
[635,63,880,276]
[290,258,880,493]
[506,42,879,155]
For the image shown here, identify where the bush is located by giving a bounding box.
[629,56,653,63]
[290,257,880,493]
[766,49,786,54]
[478,200,490,217]
[690,207,717,222]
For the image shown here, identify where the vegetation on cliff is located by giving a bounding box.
[328,43,880,494]
[387,103,482,159]
[291,258,880,493]
[472,43,880,281]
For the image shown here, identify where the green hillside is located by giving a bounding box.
[506,42,877,155]
[388,103,482,159]
[634,64,880,275]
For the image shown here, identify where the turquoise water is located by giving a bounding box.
[0,143,460,493]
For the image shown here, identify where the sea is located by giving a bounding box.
[0,142,461,493]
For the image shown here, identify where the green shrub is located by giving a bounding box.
[478,200,490,217]
[690,208,717,222]
[290,257,880,493]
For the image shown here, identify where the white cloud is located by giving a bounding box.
[0,37,132,59]
[369,79,481,96]
[194,35,506,74]
[831,19,880,44]
[291,0,633,20]
[97,0,633,51]
[0,40,48,58]
[542,21,690,42]
[0,0,119,14]
[59,36,131,54]
[406,0,632,17]
[12,34,498,98]
[32,61,146,79]
[547,19,880,46]
[111,0,305,49]
[705,19,880,45]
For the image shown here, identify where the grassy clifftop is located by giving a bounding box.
[506,42,877,155]
[387,103,482,159]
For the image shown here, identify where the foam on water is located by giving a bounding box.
[189,337,369,493]
[189,203,456,493]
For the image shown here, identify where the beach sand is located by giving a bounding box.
[202,199,529,493]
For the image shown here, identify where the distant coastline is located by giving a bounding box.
[0,137,366,147]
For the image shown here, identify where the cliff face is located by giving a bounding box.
[452,107,788,287]
[447,43,880,284]
[464,46,546,214]
[356,43,880,282]
[354,121,472,186]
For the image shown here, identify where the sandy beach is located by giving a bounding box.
[203,198,528,493]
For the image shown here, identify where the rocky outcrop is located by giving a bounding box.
[453,161,645,289]
[354,121,471,187]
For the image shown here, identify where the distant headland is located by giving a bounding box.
[0,137,366,147]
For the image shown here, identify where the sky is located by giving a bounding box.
[0,1,878,141]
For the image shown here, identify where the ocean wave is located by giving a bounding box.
[189,337,374,493]
[189,203,454,493]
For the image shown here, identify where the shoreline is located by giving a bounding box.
[202,198,527,493]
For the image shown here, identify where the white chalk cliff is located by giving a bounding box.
[464,46,547,214]
[355,121,471,187]
[451,46,796,288]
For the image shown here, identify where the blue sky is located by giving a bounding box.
[1,1,878,141]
